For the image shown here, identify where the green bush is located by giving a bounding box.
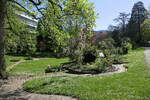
[71,43,98,64]
[17,32,37,55]
[6,31,37,55]
[58,56,114,74]
[97,38,116,55]
[95,58,113,72]
[111,55,123,64]
[45,65,60,73]
[120,38,132,54]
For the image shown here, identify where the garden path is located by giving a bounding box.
[144,47,150,67]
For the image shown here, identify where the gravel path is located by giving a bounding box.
[144,47,150,67]
[0,62,127,100]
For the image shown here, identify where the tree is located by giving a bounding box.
[37,0,68,53]
[141,18,150,44]
[0,0,96,78]
[0,0,64,78]
[37,0,96,56]
[126,1,148,44]
[114,12,130,34]
[6,2,37,55]
[64,0,96,61]
[0,0,7,78]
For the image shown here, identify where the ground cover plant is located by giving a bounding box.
[23,48,150,100]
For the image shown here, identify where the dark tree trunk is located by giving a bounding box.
[0,0,7,79]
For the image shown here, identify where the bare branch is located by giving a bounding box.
[28,0,41,5]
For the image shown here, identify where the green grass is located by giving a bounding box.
[10,57,69,74]
[6,55,27,67]
[23,48,150,100]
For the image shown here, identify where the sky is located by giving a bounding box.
[89,0,150,31]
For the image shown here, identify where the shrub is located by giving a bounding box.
[82,45,97,64]
[59,56,114,74]
[120,38,132,54]
[6,31,37,55]
[45,65,60,73]
[111,55,123,64]
[97,38,115,50]
[71,43,98,65]
[97,38,116,56]
[25,57,33,60]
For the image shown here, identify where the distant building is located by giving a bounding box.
[16,13,38,30]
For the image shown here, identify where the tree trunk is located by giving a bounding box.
[0,0,7,79]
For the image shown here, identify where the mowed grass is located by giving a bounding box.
[6,55,27,67]
[10,58,69,74]
[23,48,150,100]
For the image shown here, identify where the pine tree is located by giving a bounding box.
[127,1,148,45]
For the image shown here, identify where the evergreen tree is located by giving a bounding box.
[127,1,148,45]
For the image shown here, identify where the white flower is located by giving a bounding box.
[99,52,105,57]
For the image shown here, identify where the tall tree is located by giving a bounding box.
[0,0,63,78]
[114,12,130,34]
[127,1,148,44]
[0,0,96,78]
[0,0,7,78]
[37,0,96,56]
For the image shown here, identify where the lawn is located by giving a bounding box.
[10,57,69,74]
[6,55,27,67]
[23,48,150,100]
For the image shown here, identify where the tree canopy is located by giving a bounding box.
[37,0,97,53]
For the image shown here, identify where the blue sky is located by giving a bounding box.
[89,0,150,31]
